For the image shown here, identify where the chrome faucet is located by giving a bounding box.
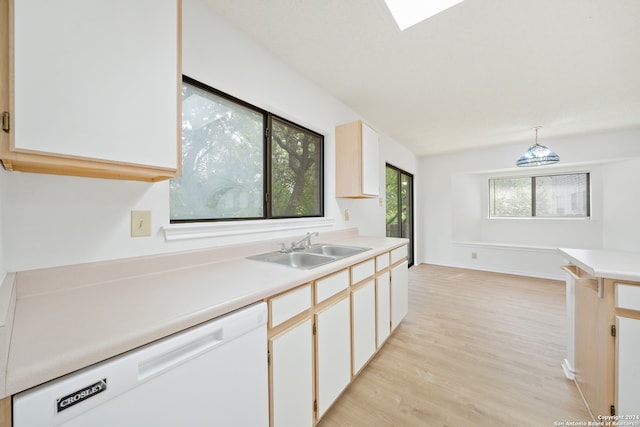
[281,232,319,252]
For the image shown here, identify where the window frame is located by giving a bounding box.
[267,114,324,220]
[488,172,591,219]
[171,75,324,223]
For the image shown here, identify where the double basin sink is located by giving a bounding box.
[247,244,370,269]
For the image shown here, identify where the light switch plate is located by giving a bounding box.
[131,210,152,237]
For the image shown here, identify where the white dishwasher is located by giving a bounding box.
[13,301,269,427]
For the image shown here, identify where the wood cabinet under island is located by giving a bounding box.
[559,248,640,424]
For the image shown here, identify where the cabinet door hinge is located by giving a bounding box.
[611,404,616,416]
[267,350,271,365]
[2,112,9,133]
[611,324,617,337]
[312,322,317,335]
[313,399,318,413]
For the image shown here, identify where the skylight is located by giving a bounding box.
[384,0,464,31]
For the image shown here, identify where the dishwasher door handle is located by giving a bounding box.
[135,302,267,381]
[138,329,223,381]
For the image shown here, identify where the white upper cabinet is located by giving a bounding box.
[360,123,379,196]
[335,120,379,198]
[1,0,181,181]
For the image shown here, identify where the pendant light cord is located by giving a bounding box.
[533,126,542,146]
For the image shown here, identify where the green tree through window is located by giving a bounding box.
[271,117,322,217]
[171,77,323,221]
[489,173,589,218]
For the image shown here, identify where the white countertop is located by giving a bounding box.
[1,230,408,397]
[558,247,640,282]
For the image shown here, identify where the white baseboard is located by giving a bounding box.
[424,242,566,280]
[421,260,564,281]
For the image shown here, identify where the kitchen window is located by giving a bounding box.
[489,173,590,218]
[171,76,323,222]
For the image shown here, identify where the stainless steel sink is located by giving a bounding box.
[248,252,336,269]
[304,244,369,257]
[246,244,370,269]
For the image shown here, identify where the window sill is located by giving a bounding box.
[453,241,558,252]
[487,217,591,221]
[162,217,336,241]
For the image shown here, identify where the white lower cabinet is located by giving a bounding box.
[616,316,640,417]
[315,296,351,419]
[376,271,391,347]
[351,280,376,375]
[391,260,409,330]
[266,245,409,426]
[269,319,313,427]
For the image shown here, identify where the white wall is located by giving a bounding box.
[602,157,640,251]
[1,0,416,273]
[420,127,640,279]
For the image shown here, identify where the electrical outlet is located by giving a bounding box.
[344,209,350,221]
[131,211,152,237]
[471,252,478,259]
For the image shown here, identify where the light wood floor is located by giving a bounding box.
[317,264,591,427]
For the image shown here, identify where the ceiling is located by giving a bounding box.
[201,0,640,156]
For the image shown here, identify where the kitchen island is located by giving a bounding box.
[0,228,408,426]
[559,248,640,424]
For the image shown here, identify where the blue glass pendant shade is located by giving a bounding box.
[516,143,560,167]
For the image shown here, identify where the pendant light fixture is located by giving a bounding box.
[516,126,559,167]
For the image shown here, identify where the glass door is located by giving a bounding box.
[386,164,414,266]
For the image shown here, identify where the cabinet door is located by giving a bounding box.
[269,284,311,328]
[352,280,376,375]
[391,245,408,264]
[7,0,180,180]
[574,274,611,419]
[376,271,391,347]
[391,260,409,330]
[315,297,350,419]
[316,270,349,304]
[376,253,390,272]
[351,259,375,285]
[616,316,640,417]
[270,319,313,427]
[361,122,379,196]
